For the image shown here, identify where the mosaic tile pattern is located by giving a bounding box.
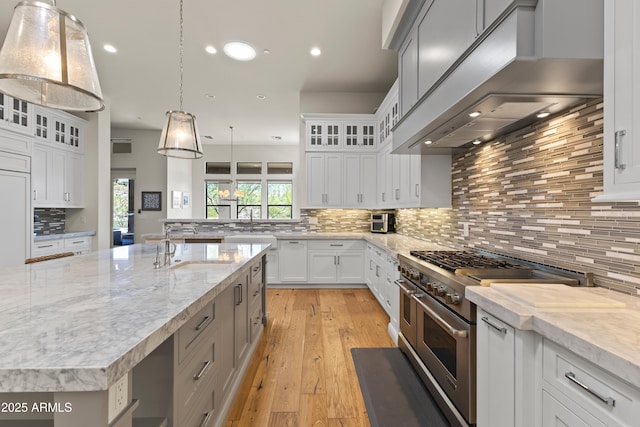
[33,208,66,236]
[398,98,640,295]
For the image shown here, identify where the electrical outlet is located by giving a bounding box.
[108,374,128,422]
[463,223,470,237]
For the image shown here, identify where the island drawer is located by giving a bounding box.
[250,304,263,343]
[181,372,218,427]
[176,335,218,424]
[178,301,216,363]
[542,338,640,426]
[309,240,364,251]
[250,259,263,283]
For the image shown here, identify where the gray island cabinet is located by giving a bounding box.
[0,242,268,427]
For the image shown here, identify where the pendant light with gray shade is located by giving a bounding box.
[157,0,203,159]
[0,0,104,112]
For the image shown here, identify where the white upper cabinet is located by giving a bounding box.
[596,0,640,201]
[306,152,343,207]
[378,80,399,148]
[0,93,32,136]
[343,153,377,207]
[33,106,85,153]
[303,114,378,151]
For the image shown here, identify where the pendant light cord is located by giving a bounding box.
[179,0,184,111]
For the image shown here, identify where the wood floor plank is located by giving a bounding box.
[226,288,395,427]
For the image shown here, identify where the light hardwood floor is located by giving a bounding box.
[225,288,396,427]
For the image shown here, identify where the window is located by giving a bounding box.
[267,162,293,174]
[205,162,231,174]
[268,181,292,218]
[237,181,262,218]
[205,181,231,219]
[237,162,262,174]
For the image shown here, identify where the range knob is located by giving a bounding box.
[435,286,447,296]
[425,282,436,292]
[410,270,420,281]
[445,293,462,305]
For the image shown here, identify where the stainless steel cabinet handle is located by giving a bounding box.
[330,244,344,247]
[615,130,626,171]
[413,294,468,338]
[565,372,616,407]
[481,316,507,334]
[33,190,37,200]
[199,411,213,427]
[234,284,243,305]
[193,360,211,381]
[288,241,299,244]
[195,316,211,331]
[39,244,54,248]
[415,183,419,197]
[395,279,415,295]
[395,189,400,200]
[336,255,340,265]
[382,192,386,202]
[375,265,380,277]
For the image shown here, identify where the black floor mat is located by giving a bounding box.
[351,347,451,427]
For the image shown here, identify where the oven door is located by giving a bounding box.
[396,277,417,348]
[414,292,474,424]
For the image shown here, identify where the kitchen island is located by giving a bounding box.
[0,242,269,427]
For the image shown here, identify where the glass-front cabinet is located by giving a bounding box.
[304,114,377,151]
[0,93,32,135]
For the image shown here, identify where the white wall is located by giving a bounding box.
[167,157,193,218]
[111,128,167,241]
[191,144,300,219]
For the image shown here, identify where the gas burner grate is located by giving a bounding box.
[409,250,525,271]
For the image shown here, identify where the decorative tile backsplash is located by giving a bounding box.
[33,208,66,236]
[398,98,640,295]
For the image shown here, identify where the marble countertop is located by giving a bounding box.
[467,285,640,389]
[33,231,96,241]
[0,242,269,393]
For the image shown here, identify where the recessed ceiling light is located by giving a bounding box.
[310,47,322,56]
[536,112,550,118]
[205,94,216,99]
[257,94,266,100]
[424,140,433,145]
[468,111,481,118]
[263,49,271,54]
[472,139,482,145]
[104,44,117,53]
[205,45,217,54]
[223,41,256,61]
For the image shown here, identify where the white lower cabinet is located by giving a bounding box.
[266,250,279,284]
[307,240,364,284]
[32,236,93,257]
[278,240,308,282]
[476,308,540,427]
[541,338,640,427]
[365,243,401,342]
[477,307,640,427]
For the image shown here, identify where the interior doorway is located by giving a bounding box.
[111,169,136,246]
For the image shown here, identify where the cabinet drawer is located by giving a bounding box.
[32,239,63,256]
[176,336,217,425]
[182,372,218,427]
[308,239,364,251]
[64,236,91,251]
[249,305,263,343]
[248,279,262,314]
[542,339,640,426]
[178,302,216,363]
[250,259,263,283]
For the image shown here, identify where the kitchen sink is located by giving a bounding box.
[223,234,278,249]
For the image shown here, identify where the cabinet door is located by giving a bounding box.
[336,252,365,283]
[0,94,32,135]
[32,145,49,205]
[324,153,343,206]
[392,154,411,204]
[477,310,515,427]
[409,154,421,205]
[217,285,236,395]
[417,0,476,98]
[50,149,66,205]
[399,33,418,116]
[65,153,84,207]
[360,154,377,206]
[0,170,30,267]
[608,0,640,187]
[308,252,337,283]
[266,251,279,284]
[343,154,362,206]
[278,241,308,282]
[306,153,326,206]
[480,0,512,31]
[234,278,250,366]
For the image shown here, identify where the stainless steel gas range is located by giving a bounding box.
[396,250,592,427]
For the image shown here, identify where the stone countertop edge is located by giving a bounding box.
[0,243,270,393]
[466,286,640,390]
[33,231,96,241]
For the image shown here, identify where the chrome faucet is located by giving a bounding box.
[155,224,199,266]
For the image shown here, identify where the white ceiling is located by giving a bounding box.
[0,0,398,145]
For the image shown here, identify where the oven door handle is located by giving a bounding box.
[412,294,468,338]
[395,279,415,295]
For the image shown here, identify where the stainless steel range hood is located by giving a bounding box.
[392,0,603,154]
